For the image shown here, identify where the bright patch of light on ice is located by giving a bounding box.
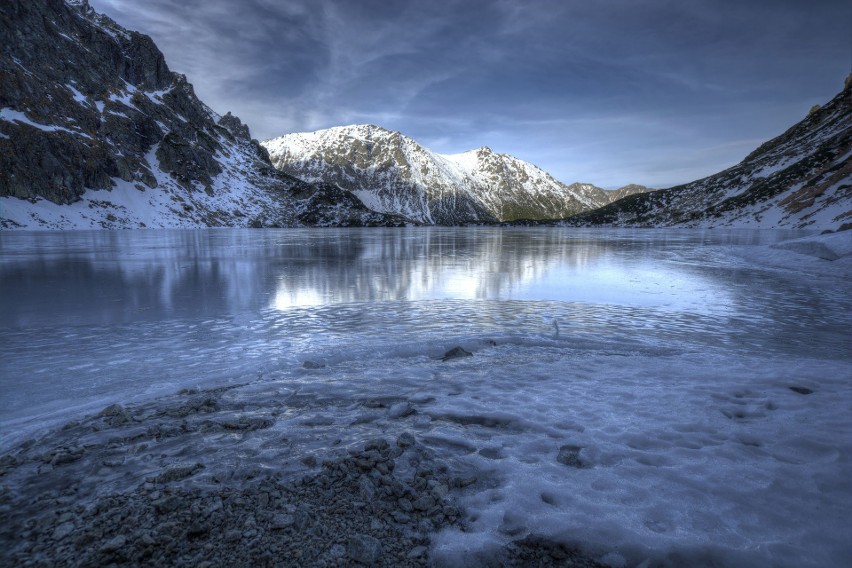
[272,287,327,309]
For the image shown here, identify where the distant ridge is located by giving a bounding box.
[263,125,652,224]
[568,78,852,231]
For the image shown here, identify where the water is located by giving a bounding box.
[1,227,850,567]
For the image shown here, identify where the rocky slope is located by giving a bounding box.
[0,0,399,229]
[263,125,652,225]
[568,79,852,230]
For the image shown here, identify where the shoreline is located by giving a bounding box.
[0,388,605,567]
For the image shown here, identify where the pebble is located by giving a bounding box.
[347,533,382,565]
[407,545,428,559]
[557,445,586,468]
[396,432,416,448]
[99,534,126,553]
[52,522,75,541]
[441,346,473,361]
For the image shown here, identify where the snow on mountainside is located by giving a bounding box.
[263,125,651,224]
[0,0,398,229]
[569,78,852,231]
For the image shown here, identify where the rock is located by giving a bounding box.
[98,403,129,418]
[99,534,126,553]
[396,432,416,448]
[392,511,411,524]
[412,495,436,511]
[364,438,390,453]
[48,448,85,466]
[52,521,75,541]
[441,346,473,362]
[358,476,376,502]
[388,402,415,418]
[557,445,585,468]
[407,545,428,559]
[348,534,383,565]
[789,386,814,395]
[270,513,295,530]
[454,476,477,488]
[153,462,204,483]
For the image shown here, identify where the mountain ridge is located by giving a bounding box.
[567,79,852,230]
[262,124,652,225]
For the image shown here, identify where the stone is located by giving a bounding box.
[52,521,75,541]
[392,511,411,524]
[270,513,295,530]
[454,476,477,488]
[99,534,126,553]
[441,346,473,362]
[153,463,204,483]
[412,495,436,511]
[407,545,428,559]
[388,402,415,418]
[364,438,390,453]
[396,432,416,448]
[347,534,383,565]
[557,445,585,468]
[358,476,376,502]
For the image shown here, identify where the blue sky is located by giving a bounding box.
[90,0,851,189]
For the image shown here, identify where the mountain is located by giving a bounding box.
[568,80,852,231]
[0,0,400,229]
[262,125,651,224]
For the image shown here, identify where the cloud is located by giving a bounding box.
[89,0,851,187]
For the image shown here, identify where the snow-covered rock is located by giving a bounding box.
[570,78,852,231]
[262,124,651,225]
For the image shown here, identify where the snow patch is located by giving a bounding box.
[0,107,92,139]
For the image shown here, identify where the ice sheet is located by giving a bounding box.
[1,227,850,567]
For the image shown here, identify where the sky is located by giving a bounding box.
[89,0,851,189]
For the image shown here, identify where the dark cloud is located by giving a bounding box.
[90,0,851,188]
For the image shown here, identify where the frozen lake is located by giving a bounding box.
[1,227,851,567]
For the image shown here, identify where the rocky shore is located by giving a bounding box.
[0,386,604,567]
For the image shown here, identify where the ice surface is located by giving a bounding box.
[1,227,850,567]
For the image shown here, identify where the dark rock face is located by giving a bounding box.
[287,180,410,227]
[0,0,190,202]
[0,0,400,229]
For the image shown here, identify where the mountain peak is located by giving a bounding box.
[261,126,626,223]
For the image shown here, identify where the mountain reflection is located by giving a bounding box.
[0,228,742,327]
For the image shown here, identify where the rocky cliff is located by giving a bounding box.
[568,80,852,230]
[0,0,399,229]
[263,125,652,225]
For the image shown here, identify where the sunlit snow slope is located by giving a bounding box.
[571,78,852,230]
[263,124,651,224]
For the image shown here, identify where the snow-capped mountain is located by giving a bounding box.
[0,0,400,229]
[263,125,650,224]
[570,78,852,231]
